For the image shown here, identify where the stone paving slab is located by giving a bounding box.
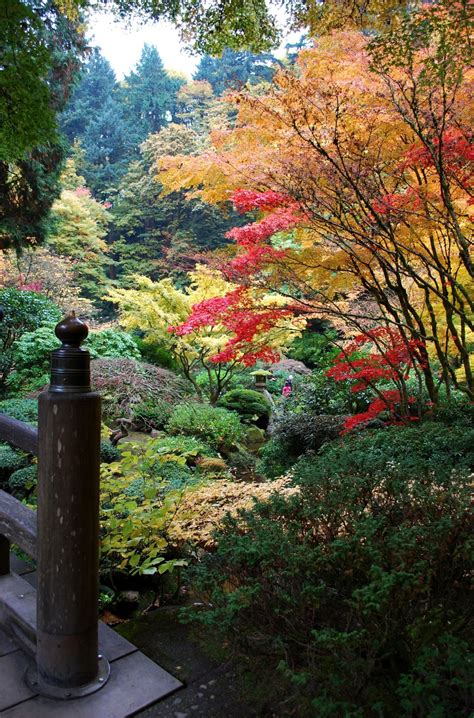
[118,607,258,718]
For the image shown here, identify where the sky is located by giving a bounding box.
[87,13,200,79]
[87,10,301,80]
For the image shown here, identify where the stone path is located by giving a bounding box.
[118,607,258,718]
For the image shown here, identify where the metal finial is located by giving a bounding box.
[49,311,91,393]
[55,311,88,347]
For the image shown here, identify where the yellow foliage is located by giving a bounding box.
[166,478,299,549]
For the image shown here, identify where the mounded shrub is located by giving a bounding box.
[90,358,193,423]
[166,403,245,453]
[100,440,121,464]
[218,389,271,427]
[0,398,38,424]
[260,413,346,478]
[131,399,175,432]
[0,443,28,482]
[184,423,473,716]
[7,465,37,499]
[86,329,141,360]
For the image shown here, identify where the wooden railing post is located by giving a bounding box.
[28,312,109,698]
[0,534,10,576]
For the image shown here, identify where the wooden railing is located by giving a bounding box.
[0,312,109,698]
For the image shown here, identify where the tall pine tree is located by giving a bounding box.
[61,49,132,198]
[194,48,279,95]
[122,45,184,144]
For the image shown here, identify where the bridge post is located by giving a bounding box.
[0,535,9,576]
[28,312,109,698]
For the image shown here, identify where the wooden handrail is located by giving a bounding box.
[0,413,38,455]
[0,489,37,559]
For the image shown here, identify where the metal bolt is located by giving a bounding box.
[98,654,103,659]
[18,594,24,599]
[98,677,104,683]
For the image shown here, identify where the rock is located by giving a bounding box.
[113,590,140,617]
[270,358,311,375]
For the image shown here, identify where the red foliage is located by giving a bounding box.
[372,188,422,217]
[231,189,293,213]
[401,128,474,189]
[327,326,426,431]
[18,280,43,293]
[170,287,293,366]
[169,190,305,366]
[226,206,301,247]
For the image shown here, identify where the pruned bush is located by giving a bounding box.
[86,329,141,360]
[0,443,28,482]
[91,358,193,423]
[218,389,271,427]
[166,403,245,453]
[260,414,346,477]
[0,398,38,424]
[7,465,37,499]
[131,399,175,432]
[184,423,473,716]
[100,440,121,464]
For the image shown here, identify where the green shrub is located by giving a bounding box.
[0,399,38,424]
[0,443,28,482]
[287,328,339,369]
[131,399,175,431]
[8,324,59,392]
[227,447,258,481]
[7,465,37,499]
[134,339,179,371]
[100,440,189,576]
[0,288,60,391]
[86,329,141,360]
[91,358,193,424]
[146,435,217,463]
[259,414,346,478]
[166,403,245,453]
[218,389,271,426]
[100,440,120,464]
[185,424,473,717]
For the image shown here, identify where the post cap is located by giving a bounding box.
[49,312,91,393]
[55,311,88,347]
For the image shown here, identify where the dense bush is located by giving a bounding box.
[185,424,473,716]
[100,439,189,577]
[0,399,37,423]
[166,403,245,453]
[100,440,121,464]
[8,324,59,392]
[144,435,217,463]
[133,338,179,371]
[260,414,346,478]
[7,465,37,499]
[287,328,339,369]
[131,399,175,431]
[86,329,141,360]
[218,389,271,427]
[0,443,28,482]
[0,289,60,391]
[91,358,192,423]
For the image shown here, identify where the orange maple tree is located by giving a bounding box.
[160,0,473,406]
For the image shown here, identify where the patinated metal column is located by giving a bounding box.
[29,312,109,698]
